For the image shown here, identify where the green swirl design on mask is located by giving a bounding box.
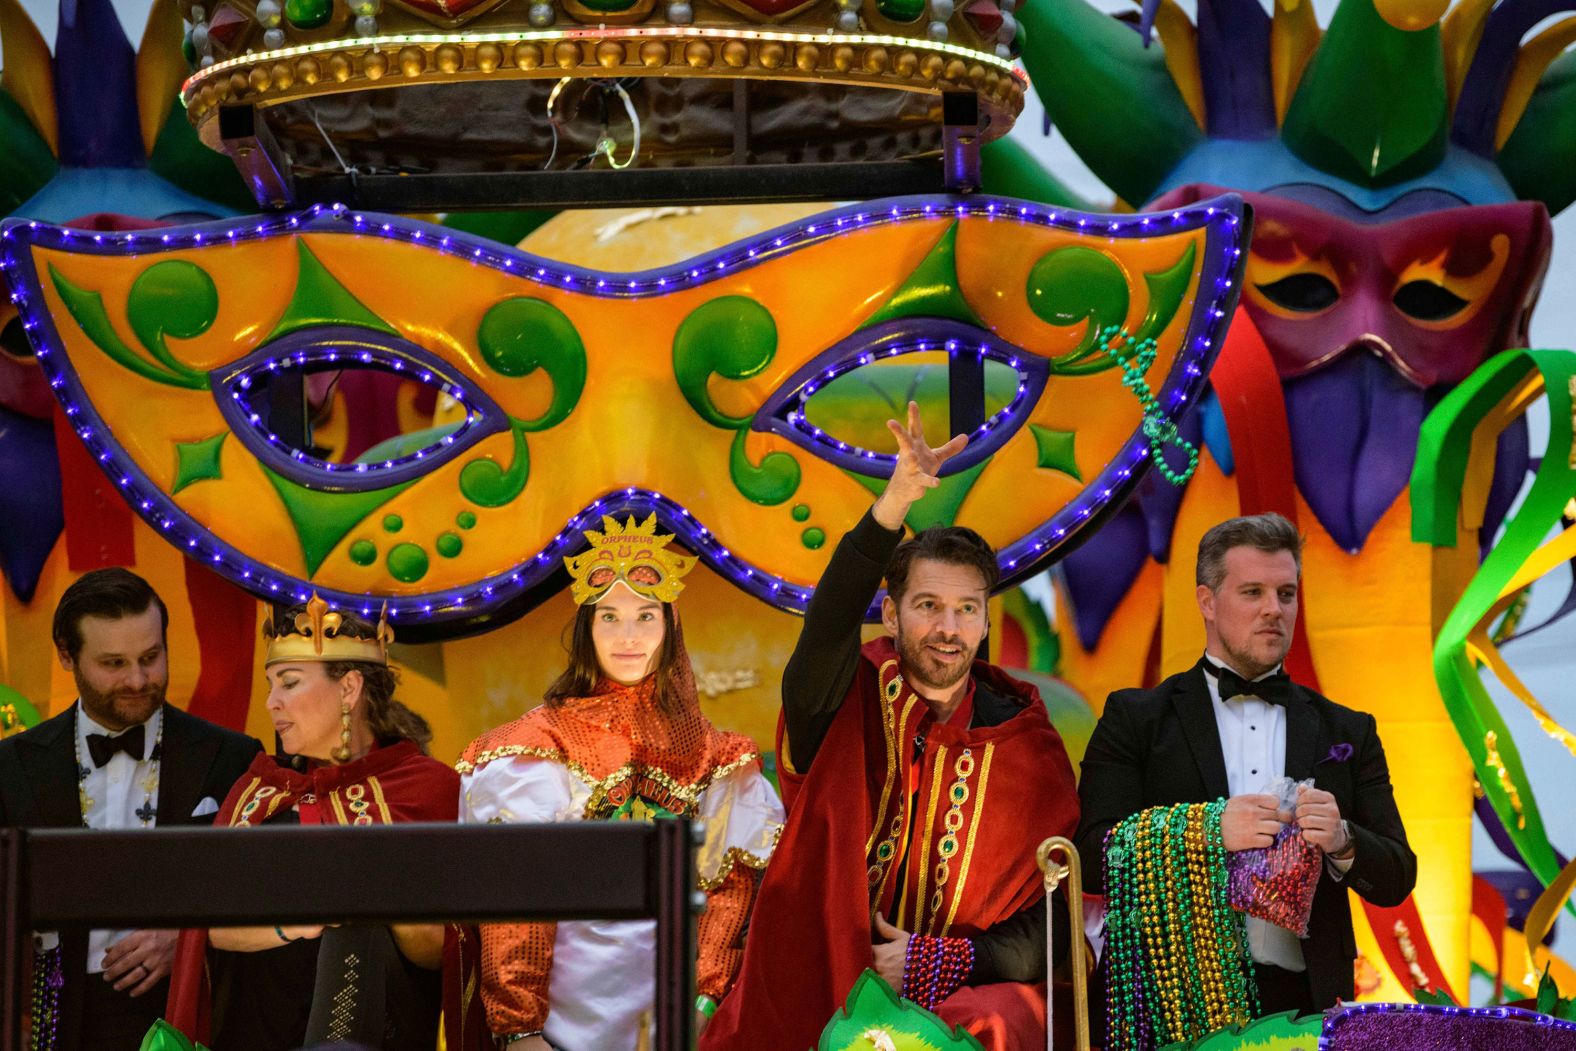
[459,421,530,508]
[729,429,802,506]
[49,263,210,389]
[477,297,587,431]
[1026,246,1130,369]
[673,295,778,429]
[1135,241,1197,344]
[1026,241,1199,376]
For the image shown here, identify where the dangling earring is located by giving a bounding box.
[333,702,352,763]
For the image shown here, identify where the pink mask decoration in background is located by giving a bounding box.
[1156,185,1552,389]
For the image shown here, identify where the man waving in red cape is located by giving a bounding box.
[703,404,1079,1051]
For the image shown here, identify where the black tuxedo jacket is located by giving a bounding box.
[0,703,261,1051]
[1074,660,1416,1009]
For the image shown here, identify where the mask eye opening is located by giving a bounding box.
[1392,279,1470,322]
[215,324,507,491]
[758,320,1048,478]
[1254,273,1340,314]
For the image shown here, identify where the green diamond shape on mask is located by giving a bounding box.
[860,223,984,330]
[266,240,397,342]
[172,433,229,494]
[1030,424,1080,481]
[262,467,413,578]
[844,458,989,533]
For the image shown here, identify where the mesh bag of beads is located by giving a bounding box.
[1102,801,1258,1051]
[1224,777,1323,937]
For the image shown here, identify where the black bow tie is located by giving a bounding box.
[86,724,146,768]
[1208,664,1293,707]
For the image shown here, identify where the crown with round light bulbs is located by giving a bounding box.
[174,0,1025,177]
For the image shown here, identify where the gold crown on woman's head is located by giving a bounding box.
[564,513,697,606]
[263,593,394,666]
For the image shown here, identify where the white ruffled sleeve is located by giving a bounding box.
[696,763,785,889]
[461,757,581,825]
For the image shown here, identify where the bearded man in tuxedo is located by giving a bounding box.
[0,568,260,1049]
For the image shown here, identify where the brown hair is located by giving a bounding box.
[885,526,1000,605]
[270,606,434,753]
[544,601,688,715]
[53,568,169,660]
[1195,513,1304,590]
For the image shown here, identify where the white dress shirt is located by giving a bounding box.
[1201,654,1305,972]
[74,701,163,973]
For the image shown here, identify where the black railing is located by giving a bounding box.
[0,820,698,1051]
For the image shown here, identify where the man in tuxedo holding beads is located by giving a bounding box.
[1076,512,1416,1015]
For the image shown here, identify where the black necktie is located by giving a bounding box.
[1209,664,1293,707]
[86,724,146,768]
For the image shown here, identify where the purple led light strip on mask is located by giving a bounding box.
[1320,1002,1576,1051]
[0,194,1247,626]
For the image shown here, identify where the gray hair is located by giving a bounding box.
[1195,513,1303,590]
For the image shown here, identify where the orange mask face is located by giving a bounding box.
[1,197,1245,633]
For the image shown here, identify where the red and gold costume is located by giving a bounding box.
[164,596,460,1046]
[457,516,784,1049]
[164,742,460,1040]
[704,635,1078,1051]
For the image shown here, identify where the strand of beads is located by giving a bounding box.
[900,933,974,1011]
[1103,819,1144,1049]
[1097,324,1201,486]
[1140,808,1187,1041]
[1168,803,1204,1039]
[1102,801,1256,1051]
[29,943,63,1051]
[1204,798,1258,1021]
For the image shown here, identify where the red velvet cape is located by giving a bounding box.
[164,741,459,1042]
[702,637,1078,1051]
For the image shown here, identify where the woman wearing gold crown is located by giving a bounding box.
[456,513,785,1051]
[163,599,460,1051]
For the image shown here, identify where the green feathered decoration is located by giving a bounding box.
[138,1020,209,1051]
[816,970,985,1051]
[1157,1010,1323,1051]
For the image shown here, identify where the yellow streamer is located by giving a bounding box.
[1129,0,1207,131]
[1495,17,1576,151]
[1441,0,1495,111]
[1493,524,1576,602]
[1522,855,1576,987]
[0,0,57,152]
[1482,731,1526,830]
[1270,0,1320,125]
[1467,632,1576,758]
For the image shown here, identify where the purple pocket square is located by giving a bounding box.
[1319,742,1354,765]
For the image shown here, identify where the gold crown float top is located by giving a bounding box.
[263,593,395,665]
[176,0,1025,177]
[564,513,698,605]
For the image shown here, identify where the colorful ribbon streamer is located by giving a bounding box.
[1412,348,1576,908]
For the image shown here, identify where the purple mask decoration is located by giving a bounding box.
[1155,184,1552,389]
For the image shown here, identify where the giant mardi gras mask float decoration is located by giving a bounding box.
[1019,0,1576,1000]
[0,0,1251,744]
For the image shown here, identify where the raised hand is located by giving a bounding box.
[872,401,969,531]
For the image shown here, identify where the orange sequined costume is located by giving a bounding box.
[456,629,784,1049]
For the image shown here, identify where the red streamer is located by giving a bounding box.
[182,559,256,731]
